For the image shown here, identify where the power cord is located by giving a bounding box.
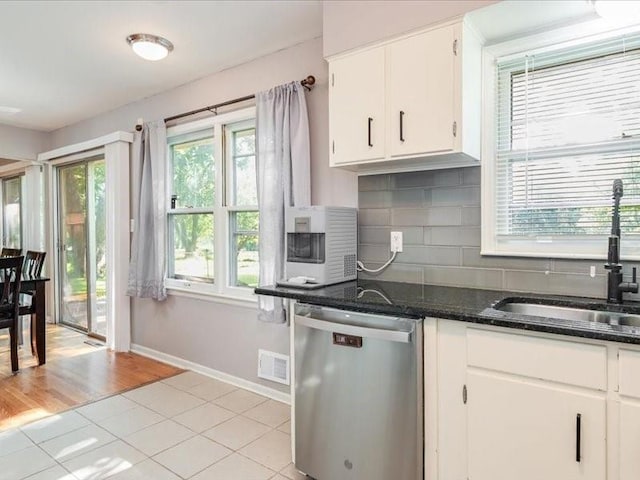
[356,251,397,273]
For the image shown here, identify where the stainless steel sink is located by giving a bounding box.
[496,302,640,327]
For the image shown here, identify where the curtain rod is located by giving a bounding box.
[158,75,316,127]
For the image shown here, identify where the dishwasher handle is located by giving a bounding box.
[294,314,412,343]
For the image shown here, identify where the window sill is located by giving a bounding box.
[167,285,258,308]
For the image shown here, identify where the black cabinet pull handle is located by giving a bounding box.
[576,413,581,462]
[368,117,373,147]
[400,111,405,142]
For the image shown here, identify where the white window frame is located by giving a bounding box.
[481,20,640,260]
[165,107,258,302]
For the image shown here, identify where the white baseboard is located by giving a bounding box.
[130,343,291,405]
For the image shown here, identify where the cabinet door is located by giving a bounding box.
[387,25,455,158]
[620,401,640,480]
[329,48,385,165]
[467,371,606,480]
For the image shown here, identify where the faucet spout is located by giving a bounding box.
[605,179,638,303]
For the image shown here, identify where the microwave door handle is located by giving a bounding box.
[294,314,411,343]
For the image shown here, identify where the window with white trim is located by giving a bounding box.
[166,108,258,297]
[484,30,640,259]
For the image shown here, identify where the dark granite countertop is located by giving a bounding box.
[255,279,640,345]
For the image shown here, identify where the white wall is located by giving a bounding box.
[0,123,49,161]
[322,0,497,57]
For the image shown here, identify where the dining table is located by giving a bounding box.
[20,274,50,365]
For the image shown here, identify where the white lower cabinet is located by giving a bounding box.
[618,349,640,480]
[433,320,640,480]
[620,401,640,480]
[467,371,606,480]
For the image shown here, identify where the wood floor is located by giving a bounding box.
[0,324,183,431]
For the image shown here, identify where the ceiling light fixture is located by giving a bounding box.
[126,33,174,61]
[0,106,21,114]
[592,0,640,22]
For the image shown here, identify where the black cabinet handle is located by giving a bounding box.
[400,111,405,142]
[368,117,373,147]
[576,413,581,462]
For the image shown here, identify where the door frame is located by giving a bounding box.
[40,132,133,352]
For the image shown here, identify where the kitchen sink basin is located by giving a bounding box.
[496,302,640,327]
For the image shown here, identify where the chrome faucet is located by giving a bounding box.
[605,179,638,303]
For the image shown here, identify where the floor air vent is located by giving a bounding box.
[258,349,290,385]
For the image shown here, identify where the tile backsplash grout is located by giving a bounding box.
[357,166,640,300]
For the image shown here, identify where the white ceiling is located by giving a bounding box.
[0,0,322,132]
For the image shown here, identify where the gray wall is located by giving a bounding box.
[48,37,356,394]
[358,167,640,300]
[0,124,50,161]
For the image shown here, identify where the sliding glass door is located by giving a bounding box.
[57,158,106,338]
[2,175,24,249]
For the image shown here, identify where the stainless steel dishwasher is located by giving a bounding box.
[293,303,423,480]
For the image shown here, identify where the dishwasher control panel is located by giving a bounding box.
[333,332,363,348]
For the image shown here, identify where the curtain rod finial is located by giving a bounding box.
[135,118,143,131]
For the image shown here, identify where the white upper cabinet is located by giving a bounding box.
[329,47,385,165]
[387,25,455,158]
[328,20,482,174]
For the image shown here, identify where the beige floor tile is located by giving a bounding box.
[40,424,116,461]
[239,430,292,472]
[213,389,268,413]
[191,452,275,480]
[243,399,290,428]
[76,395,138,423]
[187,378,237,401]
[172,402,236,433]
[123,420,195,457]
[122,382,179,406]
[21,410,90,444]
[145,388,206,417]
[99,405,164,438]
[162,371,209,391]
[23,464,75,480]
[108,459,181,480]
[0,428,34,458]
[153,435,232,478]
[276,420,291,434]
[62,439,147,480]
[279,462,307,480]
[270,476,288,480]
[203,415,271,450]
[1,445,57,479]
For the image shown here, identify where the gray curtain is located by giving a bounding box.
[256,81,311,323]
[127,121,167,301]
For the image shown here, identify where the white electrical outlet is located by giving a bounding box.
[390,231,403,253]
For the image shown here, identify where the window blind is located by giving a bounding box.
[495,33,640,242]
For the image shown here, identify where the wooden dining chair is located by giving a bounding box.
[0,256,23,373]
[20,251,46,357]
[1,247,22,258]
